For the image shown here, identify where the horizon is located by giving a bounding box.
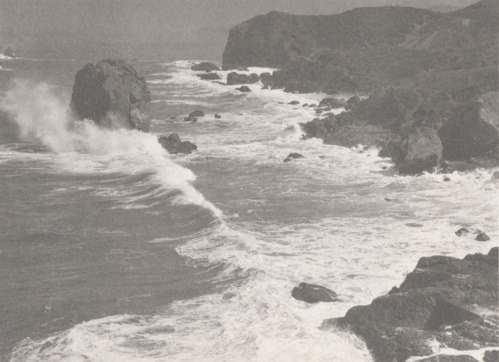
[0,0,480,61]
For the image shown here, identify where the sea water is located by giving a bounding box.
[0,58,497,361]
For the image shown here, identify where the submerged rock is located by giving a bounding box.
[283,153,304,162]
[236,86,251,92]
[158,133,197,154]
[189,110,204,118]
[3,47,15,58]
[197,72,221,80]
[191,62,220,71]
[455,227,470,236]
[324,248,499,362]
[70,59,151,131]
[227,72,259,85]
[292,283,338,303]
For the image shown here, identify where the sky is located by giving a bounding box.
[0,0,479,61]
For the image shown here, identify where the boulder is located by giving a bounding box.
[236,86,251,92]
[214,113,222,119]
[288,101,300,105]
[347,95,361,105]
[183,117,198,123]
[397,127,443,175]
[292,282,338,303]
[191,62,220,71]
[455,228,470,236]
[475,232,490,241]
[189,110,204,118]
[227,72,259,85]
[197,73,221,80]
[3,47,15,58]
[70,59,151,131]
[438,92,499,161]
[324,248,498,362]
[158,133,197,154]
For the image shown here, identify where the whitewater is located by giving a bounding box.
[0,59,497,362]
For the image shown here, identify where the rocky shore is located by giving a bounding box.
[323,248,498,362]
[221,0,499,175]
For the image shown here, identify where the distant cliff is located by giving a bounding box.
[222,0,498,93]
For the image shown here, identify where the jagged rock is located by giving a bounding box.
[3,47,15,58]
[158,133,197,154]
[397,127,443,175]
[438,92,499,161]
[236,86,251,92]
[227,72,259,85]
[197,73,221,80]
[189,110,204,118]
[292,283,338,303]
[324,248,498,362]
[70,59,151,131]
[283,153,304,162]
[475,232,490,241]
[191,62,220,71]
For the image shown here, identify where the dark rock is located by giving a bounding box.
[303,103,309,107]
[319,97,347,109]
[397,127,443,175]
[443,176,451,182]
[3,47,15,58]
[70,59,151,131]
[158,133,197,154]
[214,113,222,119]
[183,117,198,123]
[227,72,259,85]
[438,92,499,161]
[197,73,221,80]
[189,110,204,118]
[283,153,304,162]
[493,171,499,179]
[288,101,300,105]
[347,95,361,105]
[325,248,498,362]
[236,86,251,92]
[191,62,220,71]
[475,232,490,241]
[292,282,338,303]
[455,228,470,236]
[484,350,499,362]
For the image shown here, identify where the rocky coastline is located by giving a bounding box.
[220,0,498,175]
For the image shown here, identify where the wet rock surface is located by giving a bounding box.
[323,248,499,362]
[158,133,197,154]
[292,283,338,303]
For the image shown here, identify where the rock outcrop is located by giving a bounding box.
[323,248,499,362]
[70,59,151,131]
[158,133,197,154]
[227,72,259,85]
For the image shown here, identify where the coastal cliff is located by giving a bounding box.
[222,0,499,174]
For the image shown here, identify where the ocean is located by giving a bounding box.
[0,57,497,362]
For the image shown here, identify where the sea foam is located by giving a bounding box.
[0,80,222,216]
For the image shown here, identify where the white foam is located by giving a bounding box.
[0,80,222,216]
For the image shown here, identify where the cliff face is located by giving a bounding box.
[222,0,498,93]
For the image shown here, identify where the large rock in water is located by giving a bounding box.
[396,127,443,175]
[158,133,197,154]
[438,92,499,160]
[70,59,151,131]
[323,248,499,362]
[3,47,15,58]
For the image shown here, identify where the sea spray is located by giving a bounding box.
[0,80,222,216]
